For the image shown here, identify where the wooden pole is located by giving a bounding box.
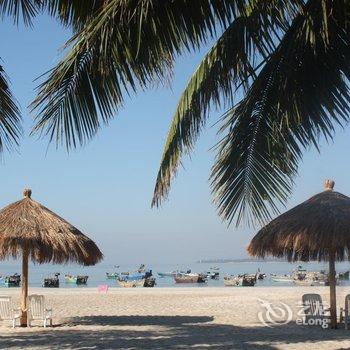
[20,246,29,326]
[329,251,337,329]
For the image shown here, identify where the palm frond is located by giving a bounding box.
[152,0,295,207]
[42,0,105,31]
[31,0,350,228]
[211,0,350,226]
[0,0,40,25]
[0,66,22,152]
[30,0,245,148]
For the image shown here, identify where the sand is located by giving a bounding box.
[0,286,349,349]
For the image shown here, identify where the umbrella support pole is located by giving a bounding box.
[329,253,337,329]
[20,247,29,327]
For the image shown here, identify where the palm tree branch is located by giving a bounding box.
[0,0,40,25]
[0,66,22,152]
[211,0,350,226]
[31,0,245,148]
[151,0,294,207]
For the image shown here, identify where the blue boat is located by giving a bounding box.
[118,269,156,288]
[157,272,176,278]
[106,272,119,279]
[119,272,145,281]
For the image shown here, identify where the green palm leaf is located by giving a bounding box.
[211,0,350,226]
[0,0,40,25]
[30,0,245,147]
[152,0,294,207]
[42,0,105,31]
[30,0,350,227]
[0,66,22,152]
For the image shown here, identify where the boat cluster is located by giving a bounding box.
[0,272,89,288]
[105,266,221,287]
[223,271,266,287]
[108,266,268,287]
[43,273,89,287]
[42,273,89,287]
[156,267,221,284]
[271,266,350,286]
[2,265,349,288]
[2,273,21,287]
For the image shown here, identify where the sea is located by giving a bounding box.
[0,260,350,289]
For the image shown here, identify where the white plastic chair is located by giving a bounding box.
[340,294,350,329]
[0,296,21,328]
[27,295,52,327]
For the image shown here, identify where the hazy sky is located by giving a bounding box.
[0,14,349,265]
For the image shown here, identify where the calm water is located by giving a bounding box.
[0,260,349,289]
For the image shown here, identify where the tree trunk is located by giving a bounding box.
[20,246,29,326]
[329,252,337,329]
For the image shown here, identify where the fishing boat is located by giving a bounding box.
[174,273,207,284]
[144,276,156,287]
[106,272,119,279]
[4,273,21,287]
[65,274,88,285]
[142,270,156,287]
[76,275,88,284]
[224,275,256,287]
[118,279,145,287]
[65,274,76,283]
[309,271,329,285]
[224,276,241,286]
[293,279,321,286]
[271,275,294,282]
[239,275,256,286]
[293,266,307,279]
[137,264,146,273]
[256,269,266,280]
[293,270,334,286]
[118,272,145,287]
[174,274,199,283]
[245,273,258,282]
[206,271,220,280]
[157,271,177,278]
[197,273,207,283]
[257,273,266,280]
[118,269,155,288]
[272,266,307,283]
[43,273,60,288]
[120,265,147,277]
[338,271,350,280]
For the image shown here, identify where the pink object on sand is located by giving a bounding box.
[98,284,109,293]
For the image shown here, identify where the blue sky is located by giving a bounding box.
[0,14,349,265]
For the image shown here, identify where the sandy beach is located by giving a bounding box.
[0,286,349,349]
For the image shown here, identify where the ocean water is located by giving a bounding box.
[0,260,349,289]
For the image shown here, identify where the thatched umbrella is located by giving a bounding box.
[248,180,350,329]
[0,189,103,326]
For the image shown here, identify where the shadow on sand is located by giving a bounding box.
[0,315,349,349]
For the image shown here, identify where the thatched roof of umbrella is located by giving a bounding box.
[0,188,103,327]
[247,179,348,329]
[0,189,102,265]
[248,180,350,262]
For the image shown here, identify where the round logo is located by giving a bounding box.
[257,298,293,327]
